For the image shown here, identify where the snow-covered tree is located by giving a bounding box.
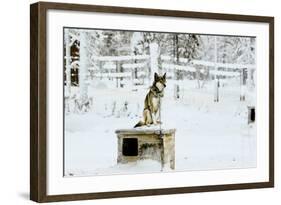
[79,30,88,101]
[178,34,200,60]
[64,28,71,96]
[130,32,143,79]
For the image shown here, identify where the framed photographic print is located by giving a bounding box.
[30,1,274,202]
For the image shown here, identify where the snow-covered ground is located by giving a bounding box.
[64,78,256,177]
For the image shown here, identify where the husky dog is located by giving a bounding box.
[134,72,166,128]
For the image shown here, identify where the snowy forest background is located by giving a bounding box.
[63,27,256,177]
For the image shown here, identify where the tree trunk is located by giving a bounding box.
[214,36,219,102]
[149,41,160,84]
[64,29,71,96]
[79,31,88,101]
[173,35,180,99]
[134,50,138,79]
[173,34,179,80]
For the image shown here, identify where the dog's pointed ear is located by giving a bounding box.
[154,72,158,81]
[163,73,166,79]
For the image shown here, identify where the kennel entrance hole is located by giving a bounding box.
[116,129,176,170]
[122,138,138,156]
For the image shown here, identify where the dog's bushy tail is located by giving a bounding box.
[134,121,145,128]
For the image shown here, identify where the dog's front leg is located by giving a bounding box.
[156,109,161,124]
[152,112,158,125]
[151,113,156,125]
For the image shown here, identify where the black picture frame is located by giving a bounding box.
[30,1,274,202]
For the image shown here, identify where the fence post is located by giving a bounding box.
[214,79,219,102]
[240,68,247,101]
[174,84,180,99]
[116,61,119,88]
